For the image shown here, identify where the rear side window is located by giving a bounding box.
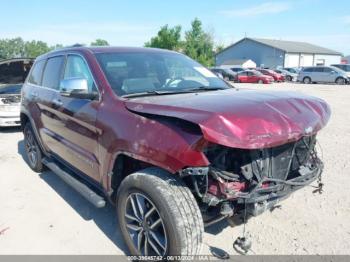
[28,60,45,85]
[303,67,314,72]
[42,56,64,90]
[313,67,324,72]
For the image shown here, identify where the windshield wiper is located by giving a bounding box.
[122,87,228,98]
[122,90,193,98]
[184,86,228,92]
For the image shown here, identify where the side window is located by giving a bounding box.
[42,56,64,90]
[28,60,45,85]
[247,71,254,76]
[314,67,324,73]
[323,67,332,73]
[64,55,96,92]
[303,67,313,73]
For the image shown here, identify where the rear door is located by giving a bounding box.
[23,57,65,154]
[312,67,323,82]
[49,54,101,182]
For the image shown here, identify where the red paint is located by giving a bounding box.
[208,177,247,199]
[256,68,285,82]
[236,70,274,84]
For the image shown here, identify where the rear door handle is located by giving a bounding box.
[52,98,63,107]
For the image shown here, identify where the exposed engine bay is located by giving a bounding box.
[181,135,323,223]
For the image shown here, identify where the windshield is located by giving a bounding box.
[96,51,229,96]
[0,84,22,95]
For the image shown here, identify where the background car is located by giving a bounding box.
[236,70,274,84]
[274,68,298,82]
[283,67,301,74]
[297,66,349,84]
[331,64,350,79]
[210,67,237,81]
[0,84,22,127]
[229,66,244,73]
[0,58,33,127]
[256,68,285,82]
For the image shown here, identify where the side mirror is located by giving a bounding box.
[59,78,97,99]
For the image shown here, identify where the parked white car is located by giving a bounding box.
[0,58,33,127]
[0,84,22,127]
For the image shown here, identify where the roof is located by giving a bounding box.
[221,59,253,65]
[216,37,342,56]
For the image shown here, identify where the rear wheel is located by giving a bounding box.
[117,167,203,256]
[258,79,264,84]
[286,75,292,81]
[24,122,44,172]
[335,77,345,85]
[303,77,311,84]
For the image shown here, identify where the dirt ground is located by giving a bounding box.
[0,82,349,255]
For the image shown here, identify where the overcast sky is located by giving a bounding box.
[1,0,349,55]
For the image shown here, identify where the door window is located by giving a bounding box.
[42,56,65,90]
[28,60,46,85]
[64,55,96,92]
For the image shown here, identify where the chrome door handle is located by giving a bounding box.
[52,98,63,107]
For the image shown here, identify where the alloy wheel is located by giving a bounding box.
[25,128,38,167]
[125,192,167,256]
[336,78,345,85]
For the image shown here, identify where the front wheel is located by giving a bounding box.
[286,75,292,81]
[335,77,345,85]
[117,168,204,256]
[258,79,264,84]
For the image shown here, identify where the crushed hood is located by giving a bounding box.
[124,89,331,149]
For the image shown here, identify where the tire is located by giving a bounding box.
[286,75,292,82]
[117,167,203,256]
[24,122,44,172]
[335,77,345,85]
[258,79,264,84]
[303,77,311,84]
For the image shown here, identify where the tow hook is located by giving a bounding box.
[233,236,252,254]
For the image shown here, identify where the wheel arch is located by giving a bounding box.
[108,152,167,202]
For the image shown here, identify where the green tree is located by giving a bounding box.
[24,40,51,58]
[144,25,182,51]
[0,37,25,59]
[184,18,215,66]
[215,44,225,54]
[90,39,109,46]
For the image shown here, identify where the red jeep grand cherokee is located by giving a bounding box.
[20,47,330,256]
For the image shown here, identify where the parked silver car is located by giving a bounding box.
[297,66,349,84]
[331,64,350,78]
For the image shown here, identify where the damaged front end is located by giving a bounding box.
[181,135,323,225]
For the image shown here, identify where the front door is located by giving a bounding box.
[50,54,101,182]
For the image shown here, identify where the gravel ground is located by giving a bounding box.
[0,82,349,255]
